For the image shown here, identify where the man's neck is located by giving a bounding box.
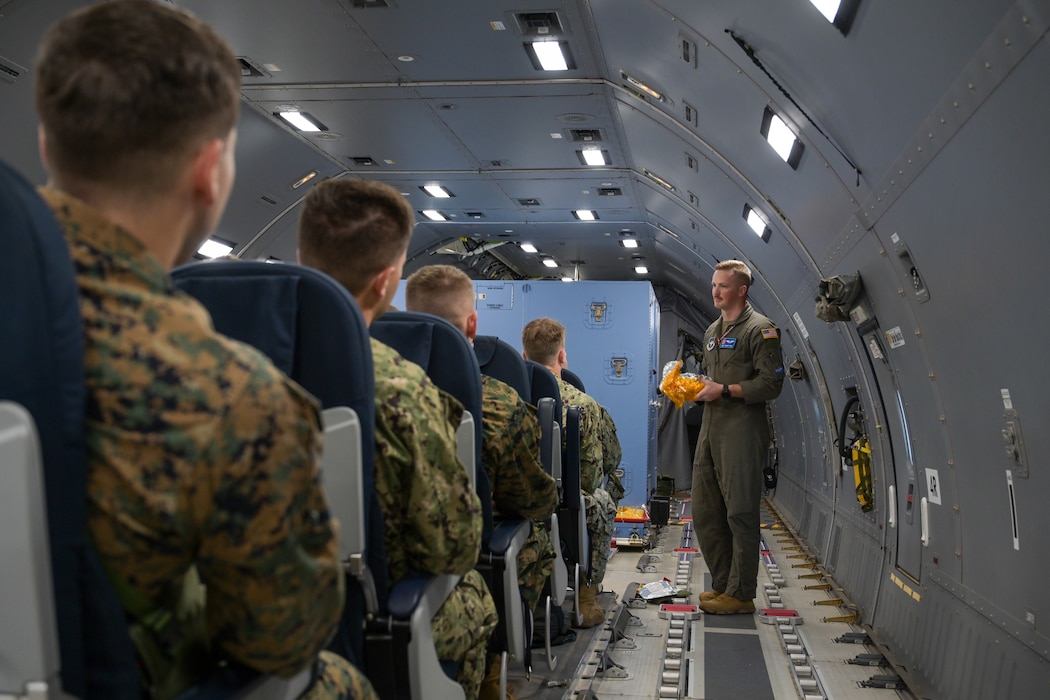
[721,302,746,324]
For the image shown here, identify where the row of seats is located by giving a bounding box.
[0,157,590,699]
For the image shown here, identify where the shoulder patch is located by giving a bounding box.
[762,328,779,339]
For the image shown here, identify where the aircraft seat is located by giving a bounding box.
[372,314,532,694]
[561,368,586,393]
[172,262,460,699]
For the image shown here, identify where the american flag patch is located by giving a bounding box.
[762,328,779,339]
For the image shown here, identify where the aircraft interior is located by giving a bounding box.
[1,1,1048,699]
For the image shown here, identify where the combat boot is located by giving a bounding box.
[700,593,755,615]
[699,589,723,602]
[479,653,516,700]
[576,582,606,628]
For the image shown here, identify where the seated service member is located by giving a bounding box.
[404,265,559,616]
[34,1,373,697]
[297,179,497,700]
[521,318,618,628]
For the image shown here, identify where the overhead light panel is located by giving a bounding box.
[573,210,598,221]
[760,107,804,169]
[525,39,575,71]
[578,147,610,166]
[421,210,447,221]
[643,169,676,192]
[542,258,559,268]
[621,71,665,102]
[634,265,649,274]
[421,184,454,198]
[197,237,234,259]
[808,0,860,34]
[520,243,538,253]
[619,239,639,248]
[275,110,327,132]
[743,204,772,242]
[561,276,574,282]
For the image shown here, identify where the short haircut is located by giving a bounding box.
[522,317,565,366]
[35,0,241,195]
[297,178,414,295]
[405,264,474,326]
[715,259,753,287]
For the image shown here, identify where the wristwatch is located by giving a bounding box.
[721,384,732,399]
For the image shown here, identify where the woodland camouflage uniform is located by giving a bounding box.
[480,374,559,613]
[371,337,496,700]
[46,188,375,699]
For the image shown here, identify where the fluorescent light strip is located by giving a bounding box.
[809,0,841,23]
[574,210,597,221]
[746,208,766,236]
[581,148,607,166]
[542,258,559,268]
[278,111,323,132]
[421,210,447,221]
[620,239,639,248]
[520,243,538,253]
[634,266,649,274]
[766,114,798,163]
[532,40,568,71]
[423,184,453,198]
[198,238,234,258]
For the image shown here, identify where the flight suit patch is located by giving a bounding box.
[707,338,715,351]
[762,328,779,339]
[719,337,737,349]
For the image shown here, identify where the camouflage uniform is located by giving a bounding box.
[480,375,559,613]
[556,378,618,583]
[370,338,496,700]
[43,189,372,698]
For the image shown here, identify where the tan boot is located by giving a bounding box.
[700,593,755,615]
[478,653,517,700]
[699,589,723,602]
[576,582,606,628]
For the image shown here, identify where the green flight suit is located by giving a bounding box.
[691,303,784,600]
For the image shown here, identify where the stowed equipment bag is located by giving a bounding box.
[815,272,863,322]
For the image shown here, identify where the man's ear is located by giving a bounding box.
[37,126,50,170]
[190,139,224,206]
[557,347,567,368]
[372,264,396,300]
[465,311,478,341]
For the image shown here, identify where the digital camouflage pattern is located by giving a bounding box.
[556,377,618,583]
[370,338,494,698]
[430,569,497,699]
[597,405,625,502]
[305,651,378,700]
[44,188,361,692]
[480,375,559,610]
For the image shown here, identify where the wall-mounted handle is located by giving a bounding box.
[920,497,930,547]
[888,485,896,529]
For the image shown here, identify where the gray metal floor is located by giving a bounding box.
[501,498,913,700]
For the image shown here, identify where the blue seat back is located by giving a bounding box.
[474,335,531,402]
[0,160,140,699]
[561,367,586,393]
[171,260,387,668]
[371,311,493,546]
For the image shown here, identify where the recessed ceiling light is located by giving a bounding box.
[421,210,447,221]
[542,258,558,268]
[275,110,327,132]
[197,237,234,258]
[422,184,454,198]
[620,239,639,248]
[760,107,804,169]
[579,147,610,166]
[634,265,649,274]
[743,204,772,242]
[526,39,574,71]
[808,0,860,34]
[520,243,538,253]
[573,210,598,221]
